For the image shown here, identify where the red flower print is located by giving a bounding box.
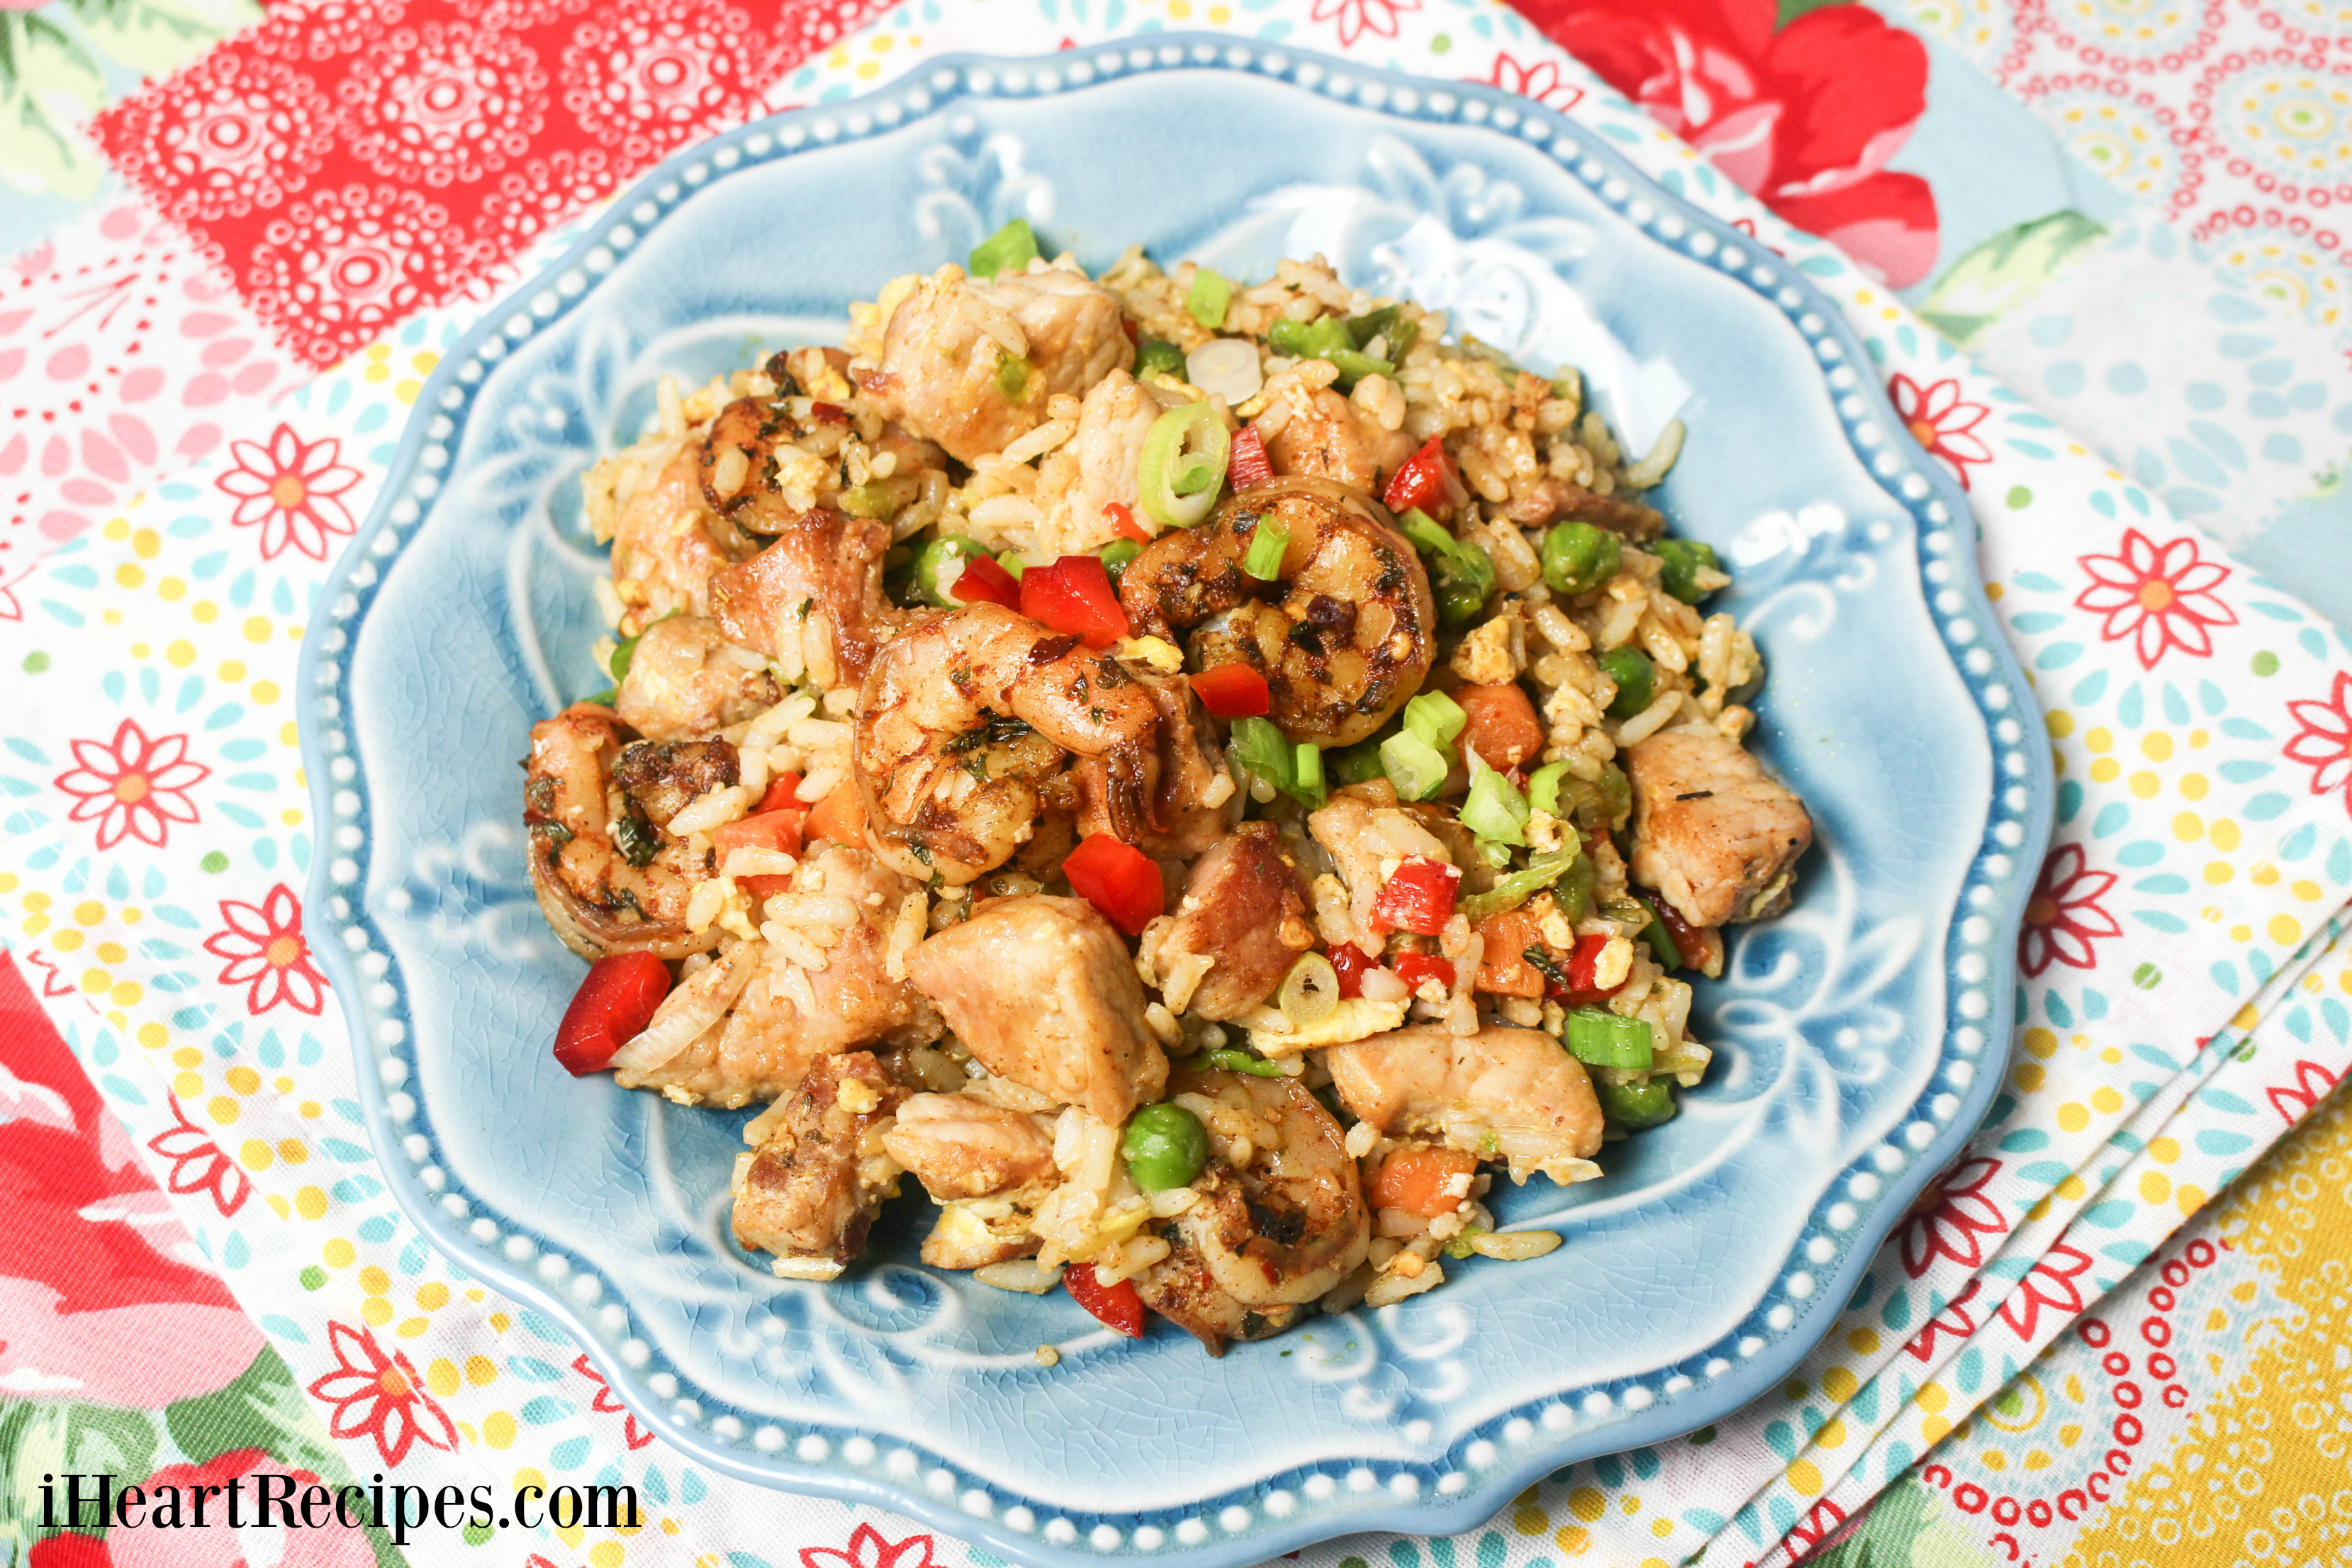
[1787,1496,1848,1557]
[1887,374,1992,488]
[52,719,209,851]
[1522,0,1937,285]
[2285,671,2352,814]
[214,423,362,561]
[203,884,328,1017]
[306,1320,460,1465]
[147,1094,252,1217]
[1483,52,1586,113]
[802,1525,937,1568]
[1896,1156,2007,1278]
[1310,0,1417,47]
[1998,1239,2093,1343]
[113,1449,376,1568]
[1901,1277,1983,1364]
[2019,844,2121,978]
[2267,1059,2342,1125]
[2075,529,2238,670]
[573,1353,655,1450]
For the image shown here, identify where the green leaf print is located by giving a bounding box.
[65,0,262,77]
[0,13,107,201]
[1917,211,2110,347]
[0,1398,159,1552]
[164,1347,410,1568]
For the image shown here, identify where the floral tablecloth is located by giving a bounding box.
[4,2,2351,1568]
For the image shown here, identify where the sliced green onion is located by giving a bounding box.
[1277,952,1340,1028]
[1598,762,1632,829]
[968,218,1039,280]
[1187,337,1263,404]
[1457,849,1586,927]
[1396,507,1452,557]
[1460,754,1530,846]
[1241,518,1290,581]
[1629,896,1684,970]
[1205,1048,1285,1077]
[1137,402,1231,530]
[1402,690,1467,753]
[1525,761,1570,818]
[1345,303,1418,359]
[1188,269,1232,330]
[912,537,978,608]
[1564,1008,1654,1070]
[1267,316,1348,360]
[995,353,1031,401]
[1328,726,1394,787]
[1292,741,1326,808]
[1379,731,1450,802]
[1553,853,1595,922]
[839,475,922,520]
[1230,716,1292,794]
[995,551,1026,581]
[1595,1075,1676,1131]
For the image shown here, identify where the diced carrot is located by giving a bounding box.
[1471,907,1550,998]
[713,810,803,900]
[805,780,867,846]
[1454,683,1547,771]
[1369,1145,1480,1219]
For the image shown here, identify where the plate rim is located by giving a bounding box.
[298,35,2056,1567]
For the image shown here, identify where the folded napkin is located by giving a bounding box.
[2,4,2348,1568]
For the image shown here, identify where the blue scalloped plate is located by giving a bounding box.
[300,38,2052,1567]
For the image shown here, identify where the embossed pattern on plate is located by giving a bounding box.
[299,39,2053,1568]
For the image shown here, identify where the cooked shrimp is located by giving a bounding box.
[614,615,780,743]
[1138,1065,1370,1355]
[522,704,723,961]
[1118,477,1435,747]
[853,604,1163,885]
[1254,380,1414,494]
[1324,1025,1604,1185]
[608,444,759,635]
[1070,665,1236,859]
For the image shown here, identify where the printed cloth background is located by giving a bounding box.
[1,3,2350,1568]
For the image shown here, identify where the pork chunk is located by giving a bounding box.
[1623,727,1813,929]
[615,616,781,743]
[707,507,904,692]
[871,268,1130,464]
[883,1092,1059,1200]
[612,846,941,1109]
[1157,824,1315,1020]
[730,1051,907,1275]
[1326,1024,1603,1184]
[906,895,1167,1125]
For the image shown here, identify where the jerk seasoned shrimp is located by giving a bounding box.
[1119,476,1436,747]
[854,604,1164,885]
[522,704,726,961]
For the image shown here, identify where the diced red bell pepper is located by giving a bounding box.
[1102,500,1150,543]
[1064,1262,1146,1338]
[1382,435,1461,517]
[1189,662,1270,718]
[953,552,1023,610]
[1366,856,1462,936]
[808,401,849,424]
[1021,554,1133,650]
[1392,951,1455,997]
[754,771,805,815]
[712,808,804,900]
[1328,941,1374,999]
[1063,832,1164,935]
[1550,932,1625,1007]
[552,952,673,1076]
[1229,425,1273,490]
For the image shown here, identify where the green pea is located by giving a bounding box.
[1540,520,1620,597]
[1098,538,1142,586]
[1600,647,1656,719]
[1136,339,1186,379]
[1430,544,1496,630]
[1121,1102,1209,1192]
[1653,538,1722,603]
[1595,1075,1677,1131]
[913,536,980,608]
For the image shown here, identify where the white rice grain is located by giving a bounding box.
[670,785,750,837]
[1615,689,1684,746]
